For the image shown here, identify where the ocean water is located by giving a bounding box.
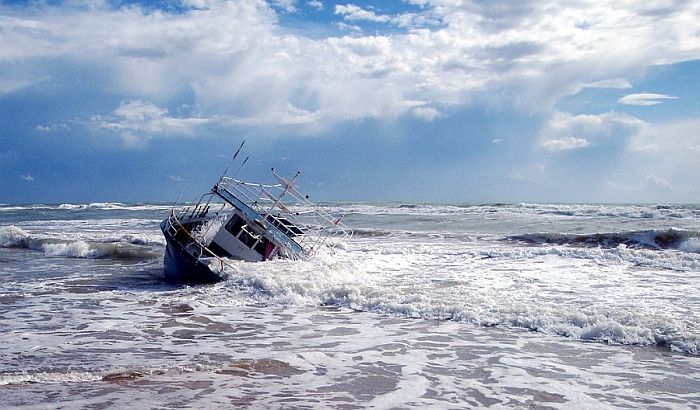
[1,202,699,408]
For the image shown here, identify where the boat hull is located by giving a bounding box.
[160,219,225,284]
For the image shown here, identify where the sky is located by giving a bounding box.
[1,0,700,204]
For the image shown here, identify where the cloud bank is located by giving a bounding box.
[1,0,699,202]
[2,0,698,134]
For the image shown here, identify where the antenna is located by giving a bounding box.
[174,185,187,207]
[232,156,249,177]
[223,140,246,177]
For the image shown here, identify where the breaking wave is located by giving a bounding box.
[315,202,700,220]
[0,203,172,212]
[507,228,700,252]
[215,251,699,355]
[57,202,172,211]
[0,225,160,261]
[99,234,165,247]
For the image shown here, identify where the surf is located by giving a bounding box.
[0,225,160,261]
[507,228,700,252]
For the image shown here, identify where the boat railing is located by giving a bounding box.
[215,175,352,255]
[165,210,235,277]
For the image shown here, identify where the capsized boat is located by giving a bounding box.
[160,155,352,283]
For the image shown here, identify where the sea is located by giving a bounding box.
[0,202,699,409]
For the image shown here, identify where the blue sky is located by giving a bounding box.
[1,0,699,204]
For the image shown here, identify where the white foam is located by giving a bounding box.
[193,216,226,244]
[42,241,95,258]
[217,249,371,307]
[0,225,29,247]
[1,203,173,212]
[4,202,700,356]
[207,235,700,354]
[0,370,102,386]
[100,233,165,246]
[83,202,173,211]
[680,237,700,253]
[0,362,230,386]
[58,203,88,210]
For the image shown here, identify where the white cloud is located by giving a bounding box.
[411,106,441,121]
[334,4,441,29]
[271,0,297,13]
[337,21,363,33]
[0,76,50,95]
[600,116,700,202]
[0,0,699,134]
[35,123,69,132]
[306,1,323,11]
[628,117,700,153]
[95,100,211,140]
[582,78,632,89]
[541,136,590,151]
[114,100,168,123]
[619,93,679,106]
[335,4,390,23]
[20,174,34,181]
[539,111,646,151]
[642,174,673,191]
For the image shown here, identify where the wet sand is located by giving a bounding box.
[3,306,699,408]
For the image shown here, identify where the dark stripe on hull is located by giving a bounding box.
[161,220,225,284]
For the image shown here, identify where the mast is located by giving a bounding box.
[222,140,246,178]
[263,168,300,221]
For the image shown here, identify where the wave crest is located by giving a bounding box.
[0,225,30,247]
[0,225,160,261]
[507,228,700,252]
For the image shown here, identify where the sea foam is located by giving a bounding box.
[0,225,29,247]
[43,241,95,258]
[208,238,700,355]
[0,225,160,260]
[679,237,700,253]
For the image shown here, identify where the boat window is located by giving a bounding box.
[225,215,245,236]
[225,214,277,258]
[239,227,258,248]
[254,236,268,256]
[266,214,304,237]
[207,241,232,258]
